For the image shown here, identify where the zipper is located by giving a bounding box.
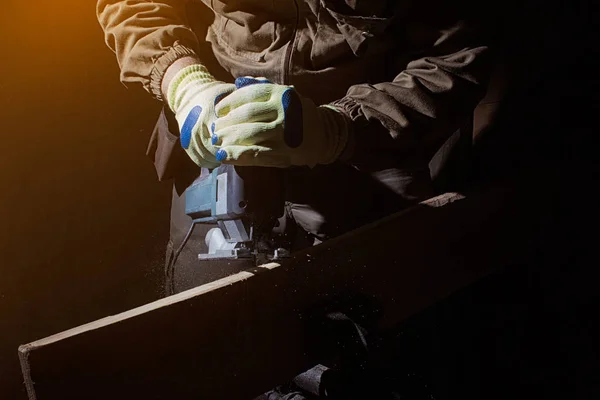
[282,0,300,85]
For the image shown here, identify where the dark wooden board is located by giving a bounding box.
[19,184,542,400]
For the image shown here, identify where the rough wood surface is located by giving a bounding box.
[19,185,540,400]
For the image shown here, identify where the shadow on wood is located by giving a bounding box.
[18,182,543,400]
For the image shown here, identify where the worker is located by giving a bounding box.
[97,0,493,295]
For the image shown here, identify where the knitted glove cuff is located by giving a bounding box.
[166,64,216,112]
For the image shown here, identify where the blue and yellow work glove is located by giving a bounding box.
[166,64,236,168]
[211,77,351,168]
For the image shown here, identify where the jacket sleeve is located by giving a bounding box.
[97,0,202,100]
[332,17,493,166]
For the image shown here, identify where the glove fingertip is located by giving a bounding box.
[216,149,228,162]
[235,76,272,89]
[281,89,303,148]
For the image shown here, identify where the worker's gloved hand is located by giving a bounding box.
[211,77,351,168]
[167,64,236,168]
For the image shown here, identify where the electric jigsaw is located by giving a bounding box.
[184,165,289,265]
[181,76,300,265]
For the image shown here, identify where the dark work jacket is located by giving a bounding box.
[97,0,494,192]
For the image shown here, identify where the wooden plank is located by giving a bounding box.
[19,183,540,400]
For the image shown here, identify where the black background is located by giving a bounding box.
[0,2,170,398]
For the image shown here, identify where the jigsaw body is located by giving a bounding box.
[184,165,288,264]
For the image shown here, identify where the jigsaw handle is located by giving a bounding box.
[184,165,246,223]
